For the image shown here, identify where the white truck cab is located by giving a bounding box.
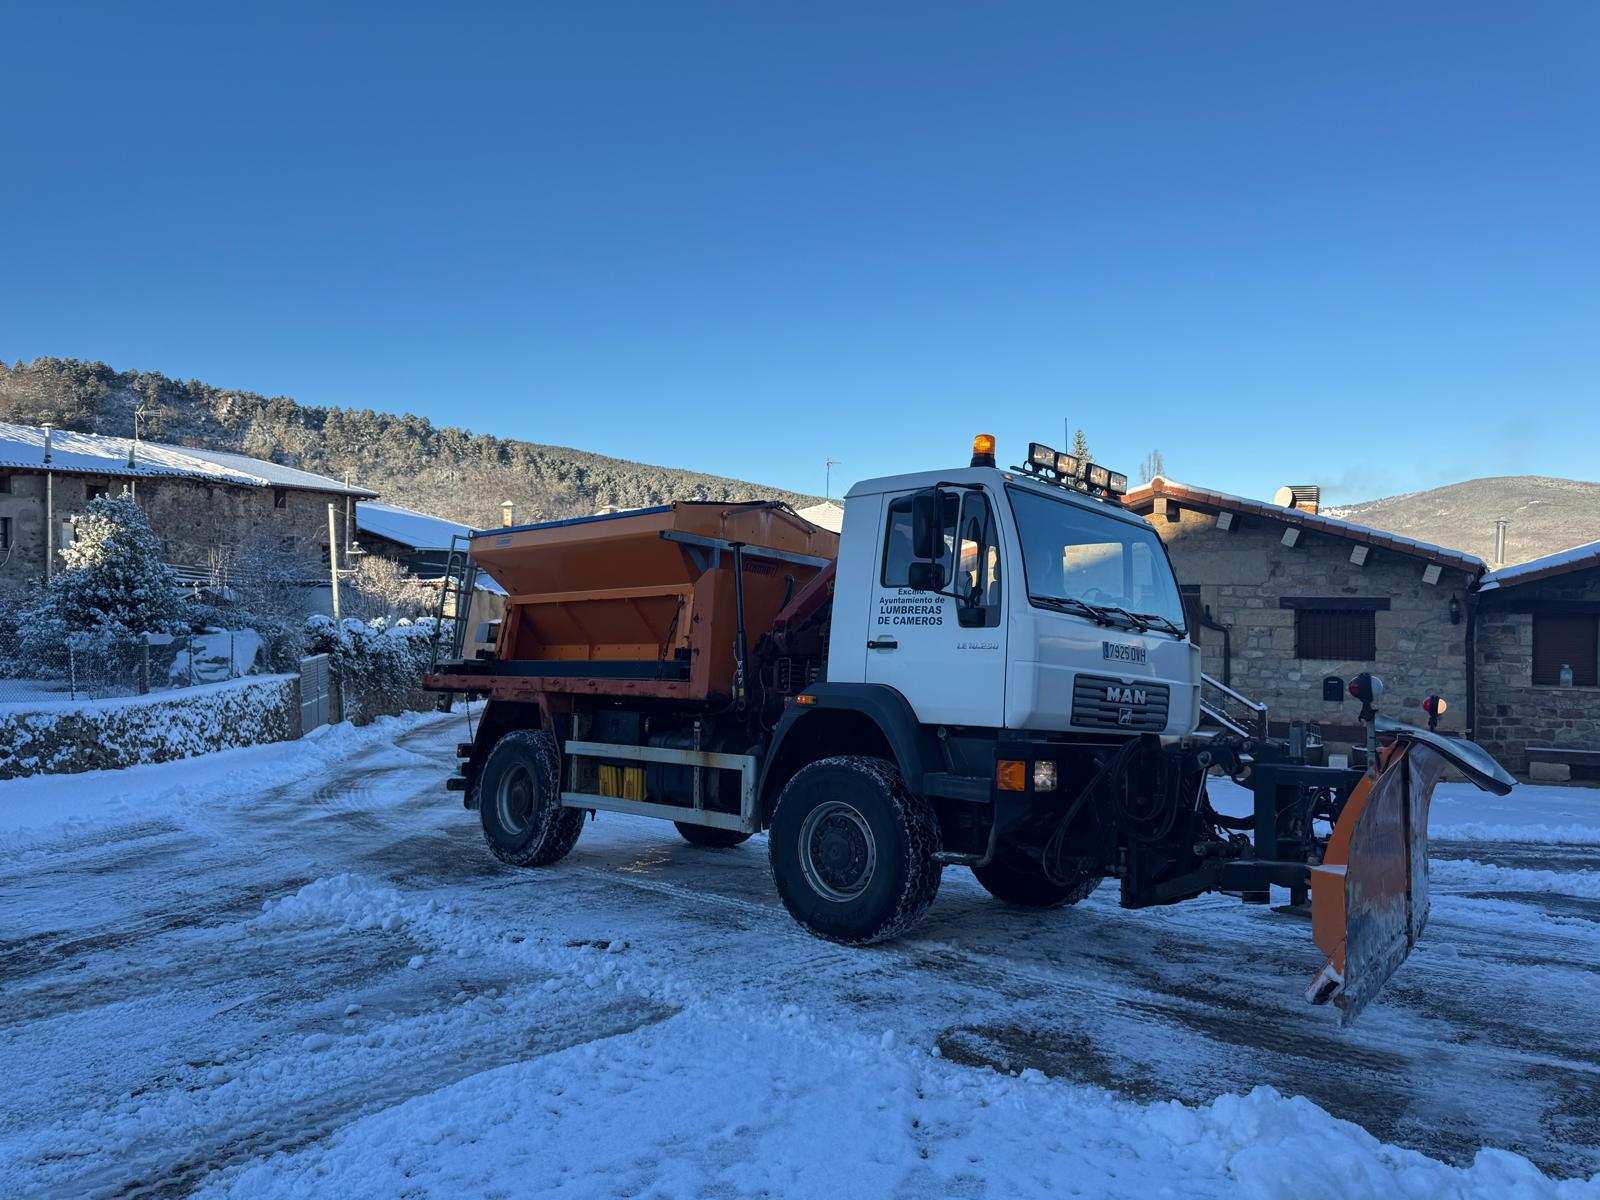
[828,456,1200,738]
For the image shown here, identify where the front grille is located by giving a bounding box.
[1071,674,1170,732]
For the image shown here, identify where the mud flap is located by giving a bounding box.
[1308,742,1448,1025]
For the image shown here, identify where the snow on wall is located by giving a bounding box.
[0,674,296,780]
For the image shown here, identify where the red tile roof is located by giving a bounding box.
[1123,477,1487,575]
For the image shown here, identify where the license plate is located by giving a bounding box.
[1102,641,1147,664]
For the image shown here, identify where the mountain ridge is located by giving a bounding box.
[1323,475,1600,566]
[0,357,820,528]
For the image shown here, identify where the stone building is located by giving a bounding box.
[1473,541,1600,780]
[1123,477,1486,747]
[0,421,376,586]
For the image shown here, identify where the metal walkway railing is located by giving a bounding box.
[1200,673,1269,738]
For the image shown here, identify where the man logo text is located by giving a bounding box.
[1106,685,1147,706]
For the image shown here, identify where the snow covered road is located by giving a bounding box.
[2,712,1597,1198]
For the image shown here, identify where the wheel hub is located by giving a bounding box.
[496,764,536,835]
[799,801,877,902]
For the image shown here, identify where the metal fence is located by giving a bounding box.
[0,629,260,707]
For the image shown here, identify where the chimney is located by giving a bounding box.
[1494,518,1508,568]
[500,500,516,528]
[1273,484,1321,515]
[42,423,53,464]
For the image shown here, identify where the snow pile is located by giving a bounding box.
[1432,821,1600,844]
[168,628,262,684]
[199,979,1592,1200]
[251,873,433,937]
[0,674,295,780]
[1434,859,1600,899]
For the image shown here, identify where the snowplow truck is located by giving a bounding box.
[426,435,1514,1023]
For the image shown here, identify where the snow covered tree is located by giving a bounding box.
[347,554,436,623]
[21,495,188,654]
[1071,429,1091,462]
[1139,449,1166,483]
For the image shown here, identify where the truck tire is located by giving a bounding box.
[768,756,942,945]
[972,847,1101,909]
[477,730,585,868]
[674,822,753,848]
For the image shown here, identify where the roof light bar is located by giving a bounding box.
[1013,439,1127,503]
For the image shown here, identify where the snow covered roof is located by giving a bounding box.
[356,501,471,551]
[0,421,376,497]
[796,501,844,533]
[1477,539,1600,591]
[1123,476,1488,575]
[355,501,506,594]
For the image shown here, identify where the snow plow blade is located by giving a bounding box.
[1308,720,1514,1024]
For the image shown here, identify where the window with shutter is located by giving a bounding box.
[1295,608,1376,661]
[1532,613,1598,687]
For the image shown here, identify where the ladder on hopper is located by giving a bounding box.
[428,533,479,674]
[1199,674,1269,739]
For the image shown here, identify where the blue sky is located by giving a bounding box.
[2,2,1596,502]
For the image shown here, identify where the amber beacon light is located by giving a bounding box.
[970,433,997,468]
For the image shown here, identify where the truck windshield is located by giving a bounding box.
[1006,485,1186,632]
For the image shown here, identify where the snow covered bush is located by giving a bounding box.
[346,555,436,624]
[304,615,441,725]
[0,577,43,679]
[0,675,295,779]
[18,496,188,672]
[206,532,317,671]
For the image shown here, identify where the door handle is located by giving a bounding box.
[867,638,899,650]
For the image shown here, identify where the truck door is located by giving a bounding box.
[865,488,1008,727]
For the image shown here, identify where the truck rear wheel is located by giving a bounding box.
[674,822,753,848]
[972,847,1101,908]
[768,756,942,945]
[477,730,585,867]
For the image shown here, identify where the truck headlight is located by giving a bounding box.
[1032,760,1058,792]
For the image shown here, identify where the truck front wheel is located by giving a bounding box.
[477,730,585,867]
[972,846,1102,908]
[768,756,942,945]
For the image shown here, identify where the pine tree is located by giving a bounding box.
[1071,429,1091,462]
[21,495,188,655]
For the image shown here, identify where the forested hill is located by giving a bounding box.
[0,358,819,527]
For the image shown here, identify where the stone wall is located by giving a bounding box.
[1142,504,1473,742]
[0,467,355,583]
[1474,570,1600,777]
[0,471,56,582]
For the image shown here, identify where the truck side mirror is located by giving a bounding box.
[910,489,942,561]
[907,560,946,591]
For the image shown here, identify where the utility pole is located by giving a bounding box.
[43,424,54,580]
[825,458,841,502]
[327,502,342,621]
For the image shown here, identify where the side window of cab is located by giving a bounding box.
[882,493,955,587]
[953,491,1002,627]
[882,490,1002,628]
